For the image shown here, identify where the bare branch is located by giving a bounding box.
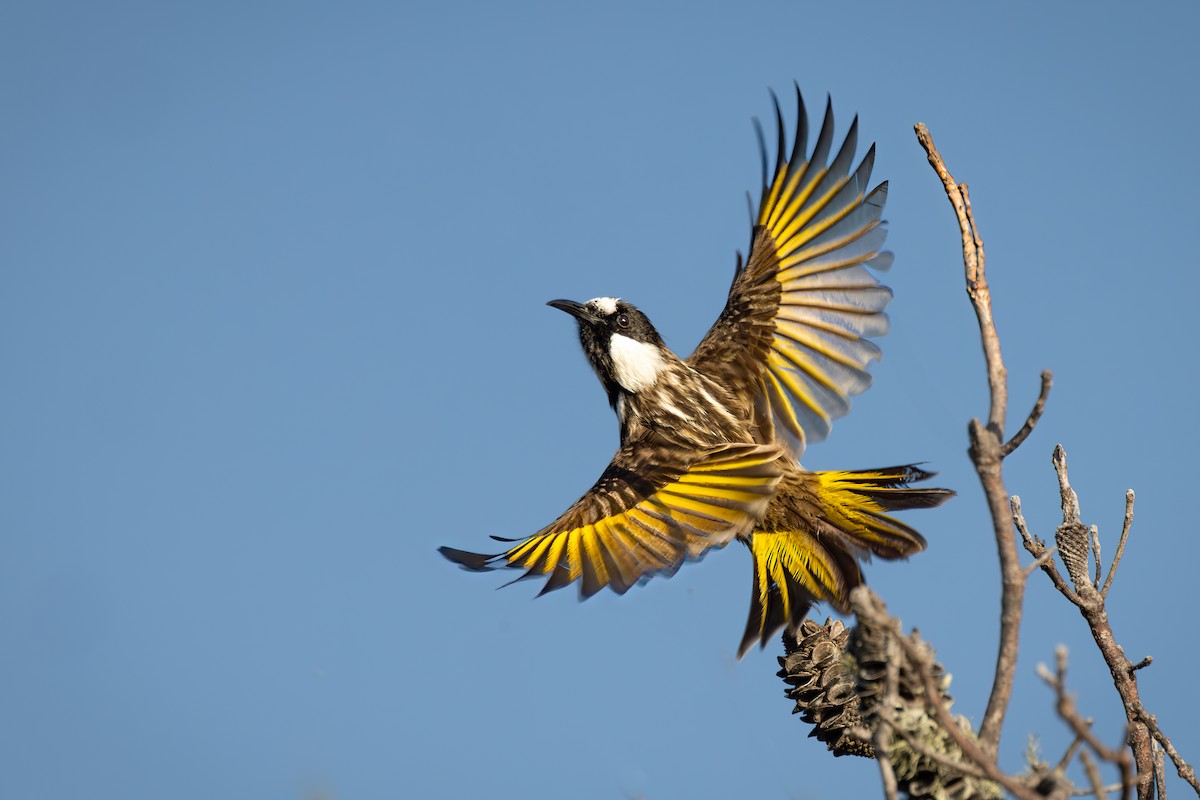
[854,590,1040,800]
[1012,495,1034,547]
[1013,495,1081,604]
[1129,657,1153,674]
[1153,740,1167,800]
[1090,525,1103,590]
[1038,647,1134,800]
[914,125,1005,433]
[1058,735,1086,774]
[1138,709,1200,795]
[1040,451,1156,796]
[1002,370,1053,457]
[1023,544,1059,580]
[1075,786,1128,796]
[1080,749,1109,800]
[916,122,1028,754]
[874,633,901,800]
[1053,445,1082,524]
[1101,491,1136,599]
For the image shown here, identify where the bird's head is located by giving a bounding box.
[547,297,670,400]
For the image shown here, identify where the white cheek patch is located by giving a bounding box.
[588,296,619,316]
[609,333,664,393]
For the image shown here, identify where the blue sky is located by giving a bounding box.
[3,1,1198,798]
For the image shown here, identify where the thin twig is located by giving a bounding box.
[1080,749,1110,800]
[916,123,1028,754]
[909,129,1003,397]
[1013,496,1081,604]
[1024,545,1060,579]
[1002,370,1053,457]
[1090,525,1103,590]
[1072,783,1127,797]
[1138,708,1200,795]
[1044,451,1155,798]
[1101,491,1136,599]
[1152,740,1167,800]
[1128,657,1153,674]
[1039,647,1134,800]
[1058,734,1086,773]
[1053,445,1083,525]
[874,633,901,800]
[906,632,1036,800]
[853,590,1037,800]
[1012,496,1034,548]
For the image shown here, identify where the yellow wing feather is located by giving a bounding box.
[753,92,893,453]
[443,444,783,599]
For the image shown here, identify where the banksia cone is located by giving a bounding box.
[778,618,873,757]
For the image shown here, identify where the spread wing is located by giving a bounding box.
[439,440,783,598]
[688,87,893,457]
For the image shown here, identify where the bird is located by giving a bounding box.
[439,86,954,657]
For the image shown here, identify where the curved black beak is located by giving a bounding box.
[547,298,598,324]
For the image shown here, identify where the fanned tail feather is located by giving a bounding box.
[738,464,953,657]
[814,465,954,558]
[739,527,860,657]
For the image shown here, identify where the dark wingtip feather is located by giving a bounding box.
[752,116,768,191]
[770,89,786,176]
[855,142,877,191]
[789,83,809,167]
[438,546,498,572]
[835,114,860,173]
[537,562,576,596]
[808,95,836,170]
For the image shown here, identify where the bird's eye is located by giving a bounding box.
[617,313,630,328]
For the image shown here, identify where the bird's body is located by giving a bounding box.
[440,88,953,656]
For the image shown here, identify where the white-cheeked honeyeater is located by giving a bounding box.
[440,87,954,657]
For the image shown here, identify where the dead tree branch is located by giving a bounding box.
[1038,646,1134,800]
[915,122,1052,753]
[1138,709,1200,795]
[775,120,1198,800]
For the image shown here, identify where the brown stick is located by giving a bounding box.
[1039,646,1134,800]
[853,590,1039,800]
[1101,491,1136,600]
[915,125,1006,433]
[1048,449,1155,799]
[874,633,902,800]
[1153,740,1167,800]
[1138,708,1200,795]
[916,122,1031,754]
[1013,495,1080,604]
[1079,749,1110,800]
[1002,370,1053,456]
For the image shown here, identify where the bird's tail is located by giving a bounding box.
[738,465,953,657]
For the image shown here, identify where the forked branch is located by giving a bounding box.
[915,123,1052,753]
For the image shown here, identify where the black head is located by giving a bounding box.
[547,297,668,403]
